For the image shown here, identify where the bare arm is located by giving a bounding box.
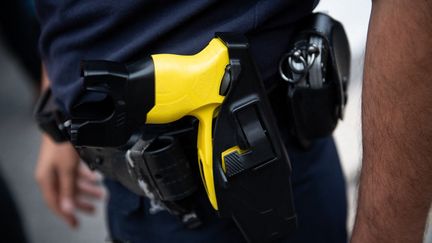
[351,0,432,242]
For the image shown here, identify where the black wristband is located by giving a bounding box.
[34,89,69,143]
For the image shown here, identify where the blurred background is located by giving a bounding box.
[0,0,430,242]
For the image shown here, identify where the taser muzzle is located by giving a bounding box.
[70,33,296,242]
[70,59,155,147]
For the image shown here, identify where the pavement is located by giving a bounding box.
[0,1,431,242]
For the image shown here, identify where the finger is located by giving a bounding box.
[36,168,61,215]
[58,162,77,205]
[37,169,77,228]
[78,163,101,182]
[77,179,105,199]
[75,198,96,214]
[60,201,78,228]
[58,164,78,227]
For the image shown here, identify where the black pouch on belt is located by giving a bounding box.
[278,13,351,148]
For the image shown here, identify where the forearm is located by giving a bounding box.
[352,1,432,242]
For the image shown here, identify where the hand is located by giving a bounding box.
[35,134,104,228]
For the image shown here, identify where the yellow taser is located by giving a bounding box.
[73,33,297,243]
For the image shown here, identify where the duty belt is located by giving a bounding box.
[35,13,350,243]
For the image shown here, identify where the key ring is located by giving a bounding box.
[279,44,320,84]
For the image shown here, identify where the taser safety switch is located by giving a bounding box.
[70,33,296,242]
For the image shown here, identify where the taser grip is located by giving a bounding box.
[147,39,229,209]
[191,105,219,209]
